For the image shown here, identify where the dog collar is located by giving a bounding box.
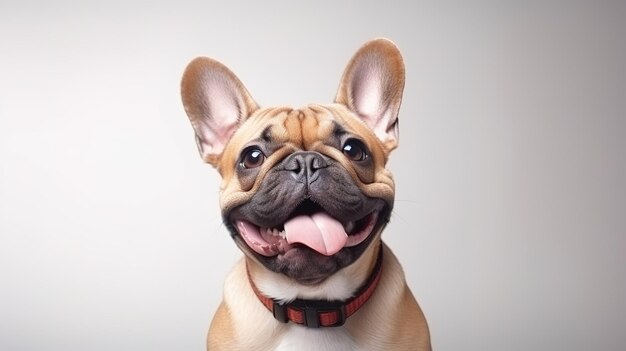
[246,246,383,328]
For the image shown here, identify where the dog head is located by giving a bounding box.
[181,39,404,285]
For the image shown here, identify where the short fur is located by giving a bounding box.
[181,39,431,350]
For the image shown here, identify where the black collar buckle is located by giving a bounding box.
[273,299,347,328]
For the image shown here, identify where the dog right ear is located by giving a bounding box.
[181,57,258,166]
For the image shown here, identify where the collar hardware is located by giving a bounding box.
[248,245,383,328]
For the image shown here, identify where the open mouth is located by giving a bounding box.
[233,200,381,257]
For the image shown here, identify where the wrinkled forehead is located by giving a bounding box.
[217,103,387,180]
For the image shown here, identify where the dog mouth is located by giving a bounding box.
[233,200,382,257]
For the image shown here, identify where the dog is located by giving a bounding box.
[180,38,431,351]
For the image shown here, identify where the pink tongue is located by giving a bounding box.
[284,212,347,256]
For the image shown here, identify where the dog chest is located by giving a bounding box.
[275,325,358,351]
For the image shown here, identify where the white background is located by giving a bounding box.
[1,1,625,350]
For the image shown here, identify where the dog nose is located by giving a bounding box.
[284,151,328,183]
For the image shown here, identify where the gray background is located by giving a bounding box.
[1,0,625,350]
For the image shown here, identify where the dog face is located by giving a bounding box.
[181,39,405,285]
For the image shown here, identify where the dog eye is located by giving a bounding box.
[342,139,368,162]
[240,148,266,169]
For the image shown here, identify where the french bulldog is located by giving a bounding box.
[181,38,431,351]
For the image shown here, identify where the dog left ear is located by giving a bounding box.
[335,38,405,151]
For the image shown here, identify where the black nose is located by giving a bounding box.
[284,151,328,183]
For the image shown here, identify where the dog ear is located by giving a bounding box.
[335,38,405,151]
[181,57,259,166]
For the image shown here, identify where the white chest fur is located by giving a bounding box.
[275,325,358,351]
[222,254,373,350]
[220,247,397,351]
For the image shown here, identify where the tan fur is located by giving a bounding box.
[209,242,430,350]
[217,106,395,213]
[181,39,432,350]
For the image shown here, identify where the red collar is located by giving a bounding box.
[247,246,383,328]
